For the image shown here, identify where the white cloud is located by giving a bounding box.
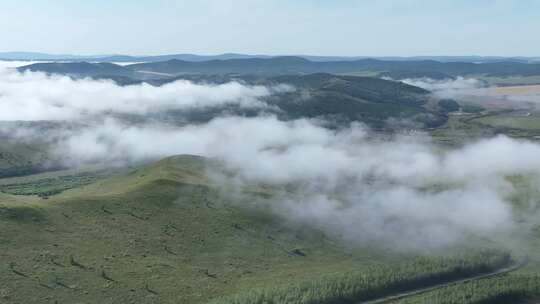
[0,66,274,121]
[41,115,538,250]
[2,66,537,251]
[400,77,483,99]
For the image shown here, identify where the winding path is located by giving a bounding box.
[358,257,529,304]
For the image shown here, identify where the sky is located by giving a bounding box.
[0,0,539,56]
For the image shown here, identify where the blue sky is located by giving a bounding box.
[1,0,539,56]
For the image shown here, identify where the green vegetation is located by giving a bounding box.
[394,275,540,304]
[0,156,377,303]
[209,251,512,304]
[265,73,445,128]
[429,115,495,146]
[148,73,443,129]
[22,57,540,78]
[382,173,540,304]
[0,156,516,304]
[0,139,53,178]
[0,169,117,197]
[8,58,540,304]
[473,115,540,131]
[461,104,484,114]
[479,75,540,86]
[437,99,460,113]
[429,108,540,147]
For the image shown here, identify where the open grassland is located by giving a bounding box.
[0,155,518,304]
[473,114,540,131]
[480,76,540,86]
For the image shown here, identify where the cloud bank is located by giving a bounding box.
[401,76,540,109]
[2,65,538,250]
[400,77,483,99]
[46,116,535,250]
[0,65,274,121]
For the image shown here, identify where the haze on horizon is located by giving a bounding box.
[1,0,539,57]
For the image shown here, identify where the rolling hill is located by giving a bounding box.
[17,62,136,78]
[125,57,540,78]
[0,155,517,304]
[143,73,443,129]
[17,56,540,80]
[263,74,443,128]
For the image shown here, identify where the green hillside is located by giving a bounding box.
[0,155,385,303]
[19,57,540,80]
[265,74,441,128]
[93,58,540,78]
[153,73,445,129]
[0,155,515,304]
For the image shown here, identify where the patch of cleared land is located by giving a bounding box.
[473,114,540,131]
[491,84,540,95]
[480,76,540,86]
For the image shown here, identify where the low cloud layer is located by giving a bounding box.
[400,76,540,110]
[400,77,483,99]
[39,116,538,249]
[0,64,275,121]
[473,86,540,107]
[2,64,538,251]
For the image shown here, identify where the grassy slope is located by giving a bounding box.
[0,155,524,304]
[0,155,392,304]
[0,140,53,178]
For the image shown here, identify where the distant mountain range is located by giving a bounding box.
[2,51,540,63]
[17,56,540,79]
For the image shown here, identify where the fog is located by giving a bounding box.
[49,117,533,249]
[400,77,484,100]
[400,76,540,110]
[0,72,277,121]
[2,65,539,250]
